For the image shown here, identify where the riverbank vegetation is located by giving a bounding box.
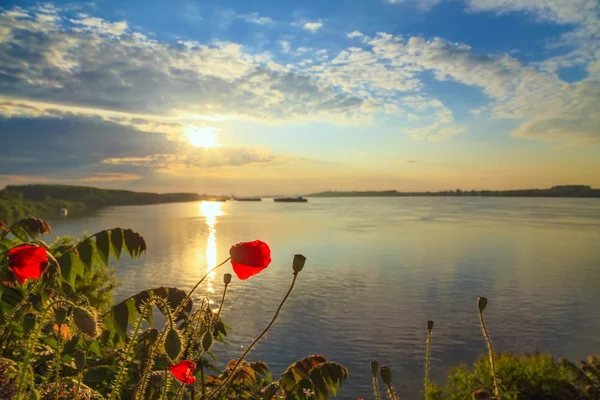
[0,217,598,399]
[310,185,600,198]
[0,185,203,222]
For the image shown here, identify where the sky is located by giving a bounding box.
[0,0,599,195]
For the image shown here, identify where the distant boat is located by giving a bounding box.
[273,197,308,203]
[60,208,68,216]
[234,197,262,202]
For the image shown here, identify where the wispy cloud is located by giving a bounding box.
[302,20,323,32]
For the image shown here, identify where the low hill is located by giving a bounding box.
[0,184,202,222]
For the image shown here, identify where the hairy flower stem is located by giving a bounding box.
[212,282,229,329]
[207,271,300,399]
[386,384,398,400]
[479,310,501,400]
[159,368,171,400]
[174,382,185,400]
[200,361,206,399]
[108,300,155,400]
[425,329,432,400]
[54,334,62,400]
[133,338,160,400]
[74,372,83,400]
[373,375,381,400]
[0,280,41,339]
[16,299,69,400]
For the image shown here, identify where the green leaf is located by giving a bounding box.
[87,340,102,357]
[77,239,94,269]
[102,287,191,341]
[202,331,213,352]
[84,366,116,383]
[123,229,146,257]
[59,251,84,288]
[95,230,110,266]
[110,229,123,260]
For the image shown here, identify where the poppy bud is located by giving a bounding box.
[201,331,213,352]
[292,254,306,273]
[74,350,86,371]
[370,360,379,376]
[73,306,99,339]
[477,297,488,312]
[148,328,159,344]
[54,306,68,325]
[379,365,392,386]
[164,328,182,361]
[23,313,36,335]
[223,273,232,285]
[28,389,40,400]
[427,320,434,330]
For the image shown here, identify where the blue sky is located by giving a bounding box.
[0,0,599,195]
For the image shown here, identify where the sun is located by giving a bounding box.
[184,125,219,147]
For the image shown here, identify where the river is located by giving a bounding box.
[47,197,600,398]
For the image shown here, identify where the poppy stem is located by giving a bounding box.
[54,333,62,400]
[73,372,83,400]
[213,282,229,327]
[479,309,501,400]
[174,382,185,400]
[159,368,171,400]
[425,327,432,400]
[108,298,158,400]
[175,258,231,318]
[0,278,42,339]
[207,271,300,399]
[15,298,74,400]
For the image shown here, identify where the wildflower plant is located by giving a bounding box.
[0,217,347,400]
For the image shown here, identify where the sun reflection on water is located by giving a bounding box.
[199,201,225,294]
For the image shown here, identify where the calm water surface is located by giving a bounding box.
[47,197,600,398]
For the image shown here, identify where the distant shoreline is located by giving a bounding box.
[307,185,600,198]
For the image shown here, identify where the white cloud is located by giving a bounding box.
[242,12,273,25]
[0,7,367,125]
[302,21,323,32]
[466,0,600,74]
[279,40,291,53]
[385,0,441,11]
[347,30,364,39]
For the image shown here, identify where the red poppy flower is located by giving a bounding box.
[8,245,48,284]
[168,360,197,384]
[229,240,271,280]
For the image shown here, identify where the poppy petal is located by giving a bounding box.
[229,240,271,280]
[8,245,48,284]
[168,360,197,384]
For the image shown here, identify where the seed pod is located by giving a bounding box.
[427,320,434,330]
[23,313,36,336]
[379,365,392,386]
[201,331,213,352]
[370,360,379,377]
[293,254,306,273]
[74,350,86,371]
[73,306,99,339]
[54,306,68,325]
[223,273,232,285]
[148,328,159,345]
[477,297,488,312]
[164,328,182,361]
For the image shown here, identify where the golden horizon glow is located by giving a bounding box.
[185,124,219,148]
[200,201,225,294]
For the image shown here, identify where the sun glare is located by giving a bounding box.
[185,125,219,148]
